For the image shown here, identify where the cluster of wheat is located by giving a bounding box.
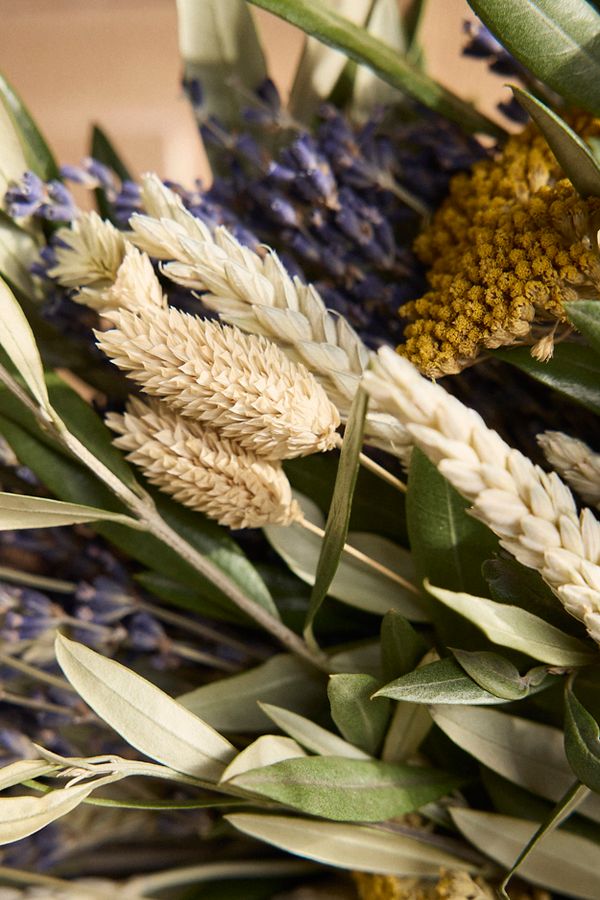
[51,214,341,528]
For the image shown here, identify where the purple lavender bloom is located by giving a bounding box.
[5,171,45,217]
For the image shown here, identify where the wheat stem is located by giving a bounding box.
[299,517,419,595]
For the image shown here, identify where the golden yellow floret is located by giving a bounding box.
[401,116,600,376]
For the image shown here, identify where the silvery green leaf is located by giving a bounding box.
[431,705,600,823]
[0,98,27,203]
[426,581,595,667]
[452,649,555,701]
[0,215,40,297]
[226,812,477,874]
[176,0,266,130]
[0,72,58,181]
[0,493,141,531]
[289,0,374,122]
[229,756,462,822]
[512,87,600,198]
[467,0,600,116]
[566,300,600,358]
[259,702,371,759]
[328,673,390,755]
[381,702,432,764]
[351,0,407,119]
[0,276,50,410]
[0,760,58,791]
[375,657,508,706]
[564,686,600,794]
[452,808,600,899]
[178,654,326,733]
[0,782,102,846]
[56,634,236,780]
[265,492,428,620]
[220,734,306,782]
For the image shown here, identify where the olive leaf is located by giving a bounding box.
[56,634,236,781]
[226,812,477,875]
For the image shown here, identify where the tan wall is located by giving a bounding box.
[0,1,506,184]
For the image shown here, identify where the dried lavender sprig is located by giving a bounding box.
[538,431,600,509]
[364,348,600,646]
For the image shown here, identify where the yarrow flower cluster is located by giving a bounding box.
[401,116,600,375]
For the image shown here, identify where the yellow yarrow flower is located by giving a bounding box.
[352,870,550,900]
[400,115,600,377]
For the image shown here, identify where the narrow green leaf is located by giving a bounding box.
[178,655,326,733]
[90,124,132,182]
[452,649,555,701]
[467,0,600,115]
[380,610,427,683]
[328,673,390,755]
[0,276,50,411]
[426,581,594,666]
[565,685,600,794]
[499,781,589,899]
[566,300,600,357]
[249,0,503,136]
[227,812,476,875]
[512,87,600,197]
[431,705,600,823]
[0,98,28,201]
[230,756,461,822]
[0,492,140,531]
[55,634,236,780]
[493,344,600,415]
[221,735,306,783]
[452,808,600,899]
[304,387,368,642]
[0,72,59,180]
[135,571,247,625]
[375,657,507,706]
[90,124,132,222]
[259,702,371,760]
[0,782,105,846]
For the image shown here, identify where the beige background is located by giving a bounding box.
[0,0,506,184]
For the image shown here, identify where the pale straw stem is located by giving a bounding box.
[299,517,419,595]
